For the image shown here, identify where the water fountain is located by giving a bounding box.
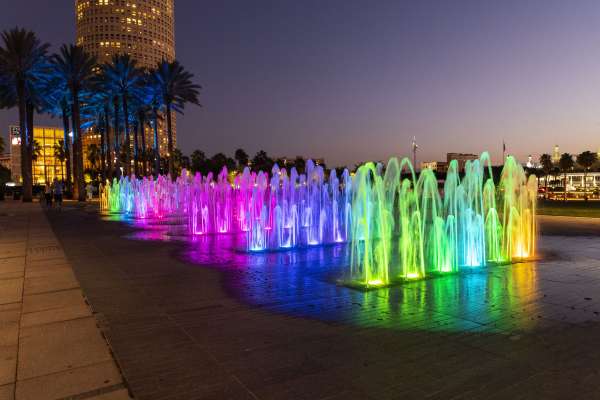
[99,152,537,288]
[348,153,537,287]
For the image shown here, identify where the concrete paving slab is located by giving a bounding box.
[0,326,18,347]
[24,265,72,279]
[0,260,24,281]
[23,272,79,296]
[22,289,85,314]
[0,244,26,259]
[0,280,23,306]
[0,384,14,400]
[0,346,17,386]
[21,304,91,328]
[18,316,113,380]
[15,361,122,400]
[89,389,132,400]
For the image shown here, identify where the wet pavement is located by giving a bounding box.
[45,205,600,399]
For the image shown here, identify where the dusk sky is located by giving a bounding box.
[2,0,600,167]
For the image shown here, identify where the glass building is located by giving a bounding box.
[9,125,67,185]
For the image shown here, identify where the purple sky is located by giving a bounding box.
[2,0,600,167]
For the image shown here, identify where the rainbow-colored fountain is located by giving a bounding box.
[99,152,537,287]
[349,153,536,287]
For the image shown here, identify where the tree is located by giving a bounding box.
[576,151,597,201]
[31,139,41,162]
[539,154,553,199]
[53,139,66,180]
[39,72,73,195]
[252,150,273,173]
[0,135,4,154]
[103,54,142,176]
[559,153,574,202]
[151,60,201,178]
[86,143,100,170]
[51,44,96,201]
[0,28,49,201]
[234,148,249,171]
[143,72,163,176]
[190,150,206,174]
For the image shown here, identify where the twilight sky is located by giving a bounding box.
[2,0,600,167]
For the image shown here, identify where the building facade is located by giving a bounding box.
[75,0,176,155]
[9,126,67,185]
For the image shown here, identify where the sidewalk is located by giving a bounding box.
[0,200,130,400]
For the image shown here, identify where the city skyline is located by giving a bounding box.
[2,0,600,167]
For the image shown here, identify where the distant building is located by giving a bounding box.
[446,153,478,172]
[75,0,176,155]
[9,125,66,185]
[552,145,560,163]
[420,161,448,173]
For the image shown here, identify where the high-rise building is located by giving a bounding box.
[75,0,176,154]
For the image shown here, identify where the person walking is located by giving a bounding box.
[52,178,63,211]
[86,182,94,201]
[44,182,53,208]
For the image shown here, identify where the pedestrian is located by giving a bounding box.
[44,182,53,208]
[86,182,94,201]
[52,178,63,211]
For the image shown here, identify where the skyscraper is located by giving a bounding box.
[75,0,176,154]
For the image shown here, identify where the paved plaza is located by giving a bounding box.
[0,201,130,400]
[2,201,600,399]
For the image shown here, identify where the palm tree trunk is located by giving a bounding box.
[122,94,131,176]
[17,79,32,202]
[61,106,72,196]
[139,112,147,176]
[113,96,121,177]
[104,105,112,180]
[133,121,139,177]
[166,103,175,179]
[563,172,567,202]
[99,121,106,183]
[544,173,548,200]
[584,170,588,201]
[26,102,35,193]
[72,91,85,202]
[152,109,160,177]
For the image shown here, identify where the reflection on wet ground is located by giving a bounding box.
[104,212,600,334]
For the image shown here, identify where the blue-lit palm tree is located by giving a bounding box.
[38,72,74,195]
[103,54,143,176]
[143,72,164,176]
[151,60,201,178]
[0,28,49,201]
[50,44,97,201]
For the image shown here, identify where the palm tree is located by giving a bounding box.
[86,143,100,172]
[53,140,66,180]
[151,60,201,178]
[0,28,49,201]
[39,72,73,195]
[576,151,597,201]
[51,44,96,201]
[559,153,574,202]
[539,154,553,199]
[103,54,142,176]
[30,139,43,182]
[143,74,163,176]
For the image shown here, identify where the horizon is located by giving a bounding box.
[2,1,600,167]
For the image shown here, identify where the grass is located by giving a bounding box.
[537,199,600,218]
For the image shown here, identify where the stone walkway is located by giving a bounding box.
[41,203,600,399]
[0,201,130,400]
